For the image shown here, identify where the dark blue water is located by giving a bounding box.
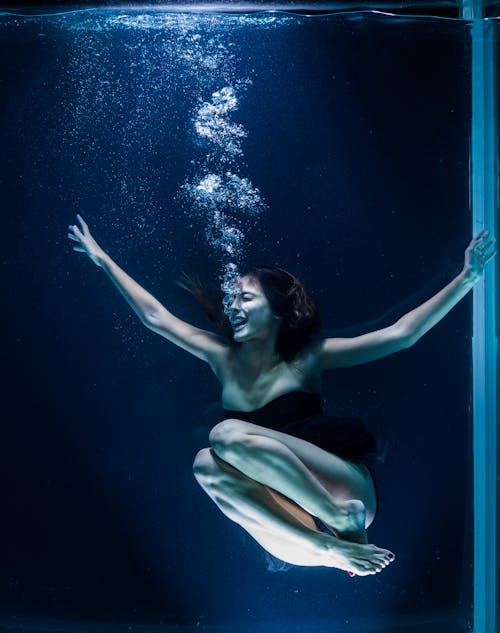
[0,8,476,632]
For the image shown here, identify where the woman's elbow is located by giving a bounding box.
[393,322,417,349]
[141,309,162,330]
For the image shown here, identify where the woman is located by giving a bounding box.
[68,215,495,577]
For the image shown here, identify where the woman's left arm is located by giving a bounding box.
[399,229,496,345]
[308,230,496,371]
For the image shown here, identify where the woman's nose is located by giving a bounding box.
[224,296,241,316]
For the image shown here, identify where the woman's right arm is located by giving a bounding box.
[68,214,229,367]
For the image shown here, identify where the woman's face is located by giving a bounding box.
[223,275,281,343]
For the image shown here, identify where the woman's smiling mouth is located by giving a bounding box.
[231,317,247,331]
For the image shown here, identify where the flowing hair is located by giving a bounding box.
[176,266,321,362]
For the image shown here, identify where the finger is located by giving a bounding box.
[68,233,80,242]
[73,246,85,252]
[482,239,496,255]
[77,214,88,232]
[473,236,492,252]
[475,229,489,239]
[472,230,488,246]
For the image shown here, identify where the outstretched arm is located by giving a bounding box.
[308,230,496,370]
[68,215,228,366]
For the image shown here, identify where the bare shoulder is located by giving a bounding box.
[288,340,324,380]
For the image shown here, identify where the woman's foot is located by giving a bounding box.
[317,533,395,576]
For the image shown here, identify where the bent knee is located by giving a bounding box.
[209,418,249,455]
[192,447,218,482]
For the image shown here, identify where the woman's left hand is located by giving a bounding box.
[462,229,497,282]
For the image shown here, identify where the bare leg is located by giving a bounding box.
[209,420,370,541]
[193,448,394,575]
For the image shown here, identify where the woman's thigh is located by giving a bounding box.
[215,418,377,526]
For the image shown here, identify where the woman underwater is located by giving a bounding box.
[68,215,495,577]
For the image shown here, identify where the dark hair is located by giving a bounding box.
[177,266,321,363]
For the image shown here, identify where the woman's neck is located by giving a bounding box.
[236,339,281,374]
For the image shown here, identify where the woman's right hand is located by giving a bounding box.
[68,214,107,267]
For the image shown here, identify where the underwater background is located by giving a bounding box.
[0,5,485,631]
